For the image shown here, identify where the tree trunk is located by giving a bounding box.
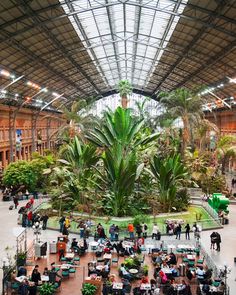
[181,115,190,158]
[121,95,128,108]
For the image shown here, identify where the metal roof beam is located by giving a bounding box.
[0,1,235,45]
[151,0,231,95]
[17,0,102,96]
[105,0,122,81]
[1,29,87,97]
[174,38,236,89]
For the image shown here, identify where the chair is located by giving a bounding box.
[73,257,80,264]
[183,258,189,263]
[111,257,119,265]
[60,257,67,262]
[62,270,70,279]
[197,257,204,264]
[188,261,195,267]
[69,268,76,276]
[54,280,62,292]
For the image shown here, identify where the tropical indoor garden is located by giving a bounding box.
[2,81,234,232]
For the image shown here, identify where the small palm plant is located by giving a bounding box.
[81,283,97,295]
[118,80,132,108]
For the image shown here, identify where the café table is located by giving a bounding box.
[90,241,99,259]
[187,254,196,260]
[65,252,75,259]
[129,268,138,274]
[140,283,151,291]
[61,264,72,270]
[41,275,49,282]
[113,282,123,290]
[161,268,172,274]
[103,253,112,260]
[96,265,104,271]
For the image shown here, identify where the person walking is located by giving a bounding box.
[152,223,159,240]
[78,221,85,238]
[210,232,217,250]
[215,232,221,251]
[175,223,182,240]
[185,223,190,240]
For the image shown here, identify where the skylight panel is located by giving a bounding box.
[59,0,188,91]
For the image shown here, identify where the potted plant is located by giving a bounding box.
[39,283,55,295]
[16,252,27,266]
[81,283,97,295]
[142,264,149,276]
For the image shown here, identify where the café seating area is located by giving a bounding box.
[7,236,226,295]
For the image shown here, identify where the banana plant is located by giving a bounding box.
[86,107,158,152]
[148,154,189,212]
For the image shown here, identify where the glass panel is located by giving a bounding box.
[59,0,188,90]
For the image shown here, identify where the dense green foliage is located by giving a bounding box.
[3,153,54,191]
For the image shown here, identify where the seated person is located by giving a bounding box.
[154,264,161,279]
[178,280,187,293]
[17,266,27,276]
[161,261,169,269]
[49,263,62,284]
[196,266,205,283]
[141,275,149,284]
[88,262,98,276]
[168,252,177,265]
[120,263,133,281]
[71,238,78,249]
[204,268,213,280]
[218,282,226,295]
[154,253,162,265]
[43,267,49,276]
[169,265,179,277]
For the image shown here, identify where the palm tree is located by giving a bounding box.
[159,88,204,156]
[118,80,132,108]
[216,135,236,174]
[195,119,219,152]
[52,99,98,143]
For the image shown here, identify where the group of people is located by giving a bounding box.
[11,263,62,295]
[127,222,148,239]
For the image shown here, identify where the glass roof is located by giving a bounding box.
[59,0,188,91]
[88,93,162,117]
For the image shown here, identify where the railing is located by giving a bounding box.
[202,202,223,227]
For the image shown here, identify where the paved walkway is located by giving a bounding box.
[0,200,236,292]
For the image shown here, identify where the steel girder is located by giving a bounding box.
[151,0,233,94]
[0,0,235,43]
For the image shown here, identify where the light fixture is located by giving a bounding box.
[26,81,41,90]
[42,88,48,93]
[0,89,7,94]
[52,92,59,97]
[0,69,10,77]
[228,77,236,84]
[15,93,19,97]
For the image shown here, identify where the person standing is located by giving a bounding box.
[152,223,159,240]
[41,214,49,230]
[215,232,221,251]
[78,221,85,238]
[135,223,142,238]
[175,223,182,240]
[59,216,65,233]
[185,223,190,240]
[109,224,116,241]
[127,223,134,239]
[142,222,148,239]
[13,195,19,209]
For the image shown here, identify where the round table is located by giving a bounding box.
[129,268,138,274]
